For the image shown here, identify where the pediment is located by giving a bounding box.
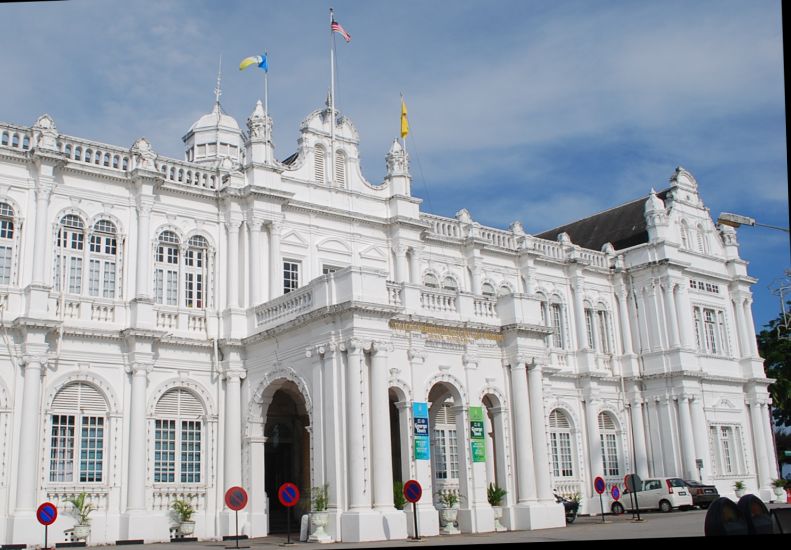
[359,244,388,262]
[281,230,308,248]
[317,238,352,256]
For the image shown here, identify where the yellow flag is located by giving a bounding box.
[400,97,409,139]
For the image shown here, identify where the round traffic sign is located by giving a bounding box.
[611,486,621,501]
[594,476,606,495]
[403,480,423,503]
[224,486,248,511]
[624,473,642,493]
[278,482,300,508]
[36,502,58,526]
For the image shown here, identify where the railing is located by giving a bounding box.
[0,125,31,152]
[578,249,609,269]
[46,486,109,511]
[386,282,403,307]
[188,314,206,333]
[478,228,516,249]
[157,157,217,190]
[553,479,584,500]
[157,310,179,330]
[473,297,496,318]
[420,289,457,313]
[91,303,115,322]
[152,486,207,512]
[420,213,462,239]
[527,236,564,260]
[59,135,130,173]
[255,286,314,327]
[549,350,569,370]
[56,300,81,320]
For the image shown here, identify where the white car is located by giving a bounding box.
[611,477,693,514]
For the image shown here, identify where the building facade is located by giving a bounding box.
[0,97,779,544]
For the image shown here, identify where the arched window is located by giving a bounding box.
[185,236,208,309]
[314,146,326,184]
[441,276,457,292]
[680,220,690,249]
[431,398,459,482]
[497,284,512,297]
[49,382,108,483]
[0,202,15,285]
[423,273,438,289]
[154,388,205,483]
[89,220,118,298]
[584,303,595,350]
[155,231,180,306]
[598,412,620,478]
[335,150,346,187]
[549,409,574,478]
[481,282,495,297]
[596,308,611,354]
[54,214,86,294]
[696,224,708,254]
[540,296,566,349]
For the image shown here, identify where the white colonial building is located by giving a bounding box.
[0,93,779,545]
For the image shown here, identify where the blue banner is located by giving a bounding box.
[413,402,430,460]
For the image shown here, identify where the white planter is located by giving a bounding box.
[773,487,786,499]
[72,524,90,541]
[492,506,505,531]
[178,521,195,536]
[307,511,332,543]
[439,507,459,535]
[734,489,746,498]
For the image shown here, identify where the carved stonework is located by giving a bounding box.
[246,100,271,140]
[385,139,409,177]
[130,138,157,170]
[33,114,59,151]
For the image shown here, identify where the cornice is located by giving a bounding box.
[500,322,554,336]
[389,314,502,335]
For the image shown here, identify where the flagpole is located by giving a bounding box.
[329,8,336,186]
[401,92,407,155]
[264,51,269,118]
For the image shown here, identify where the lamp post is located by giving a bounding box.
[716,212,790,233]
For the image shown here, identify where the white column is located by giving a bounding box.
[346,339,368,509]
[408,247,421,285]
[659,398,677,475]
[249,219,262,306]
[644,283,662,350]
[484,409,496,484]
[15,357,45,511]
[629,400,649,478]
[126,363,151,511]
[677,396,697,479]
[689,395,708,482]
[759,404,779,480]
[134,201,153,298]
[223,370,244,492]
[732,294,750,357]
[584,399,603,483]
[572,277,588,349]
[509,361,536,503]
[675,283,694,349]
[393,246,408,284]
[663,281,680,349]
[647,398,664,477]
[528,362,553,502]
[31,185,52,285]
[743,299,759,356]
[369,342,395,510]
[749,401,771,490]
[617,288,634,355]
[635,290,651,353]
[268,221,282,300]
[226,220,241,308]
[470,263,482,295]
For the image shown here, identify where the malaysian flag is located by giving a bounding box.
[331,17,351,42]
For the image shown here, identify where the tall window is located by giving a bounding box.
[54,214,85,294]
[155,231,180,306]
[283,260,300,294]
[584,307,595,349]
[432,402,459,481]
[598,412,620,478]
[154,388,204,484]
[88,220,118,298]
[481,282,495,297]
[596,310,611,353]
[550,302,565,348]
[49,382,107,483]
[314,146,326,183]
[423,273,438,289]
[441,276,457,292]
[0,202,14,285]
[549,410,574,478]
[709,424,745,476]
[696,224,708,254]
[694,306,729,356]
[680,220,690,249]
[335,150,346,187]
[185,236,207,309]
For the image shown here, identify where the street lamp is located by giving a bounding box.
[717,212,790,233]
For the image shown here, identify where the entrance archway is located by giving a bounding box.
[427,382,468,510]
[263,381,310,533]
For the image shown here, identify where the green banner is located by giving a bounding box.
[469,406,486,462]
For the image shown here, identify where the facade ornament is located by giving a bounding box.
[246,100,271,141]
[130,138,157,170]
[510,220,525,236]
[32,114,59,151]
[557,232,572,245]
[385,139,409,178]
[455,208,472,225]
[407,348,426,364]
[601,242,615,256]
[718,223,738,247]
[222,369,246,382]
[669,165,698,191]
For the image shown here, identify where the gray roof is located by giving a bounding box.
[536,188,670,251]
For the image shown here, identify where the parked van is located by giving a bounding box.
[611,477,693,514]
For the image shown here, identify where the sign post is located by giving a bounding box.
[37,502,58,550]
[624,473,643,522]
[593,476,606,523]
[278,482,300,546]
[224,486,249,549]
[403,480,423,541]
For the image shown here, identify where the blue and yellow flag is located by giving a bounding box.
[239,54,268,72]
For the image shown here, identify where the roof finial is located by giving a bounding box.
[214,55,223,107]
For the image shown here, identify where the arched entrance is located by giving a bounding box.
[427,382,468,511]
[263,381,310,533]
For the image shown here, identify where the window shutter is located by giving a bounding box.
[52,382,107,412]
[314,147,325,183]
[598,412,615,431]
[156,388,204,418]
[550,409,570,429]
[335,152,346,187]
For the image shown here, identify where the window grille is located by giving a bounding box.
[154,389,204,484]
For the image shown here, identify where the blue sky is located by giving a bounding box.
[1,0,787,331]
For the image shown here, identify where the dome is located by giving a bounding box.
[189,104,241,133]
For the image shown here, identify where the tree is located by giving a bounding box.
[757,301,791,428]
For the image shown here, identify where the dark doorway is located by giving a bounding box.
[264,386,310,533]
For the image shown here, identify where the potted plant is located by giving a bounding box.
[307,484,332,543]
[171,499,195,537]
[771,478,787,499]
[65,492,96,541]
[393,481,407,511]
[487,483,507,531]
[733,480,746,498]
[435,489,463,535]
